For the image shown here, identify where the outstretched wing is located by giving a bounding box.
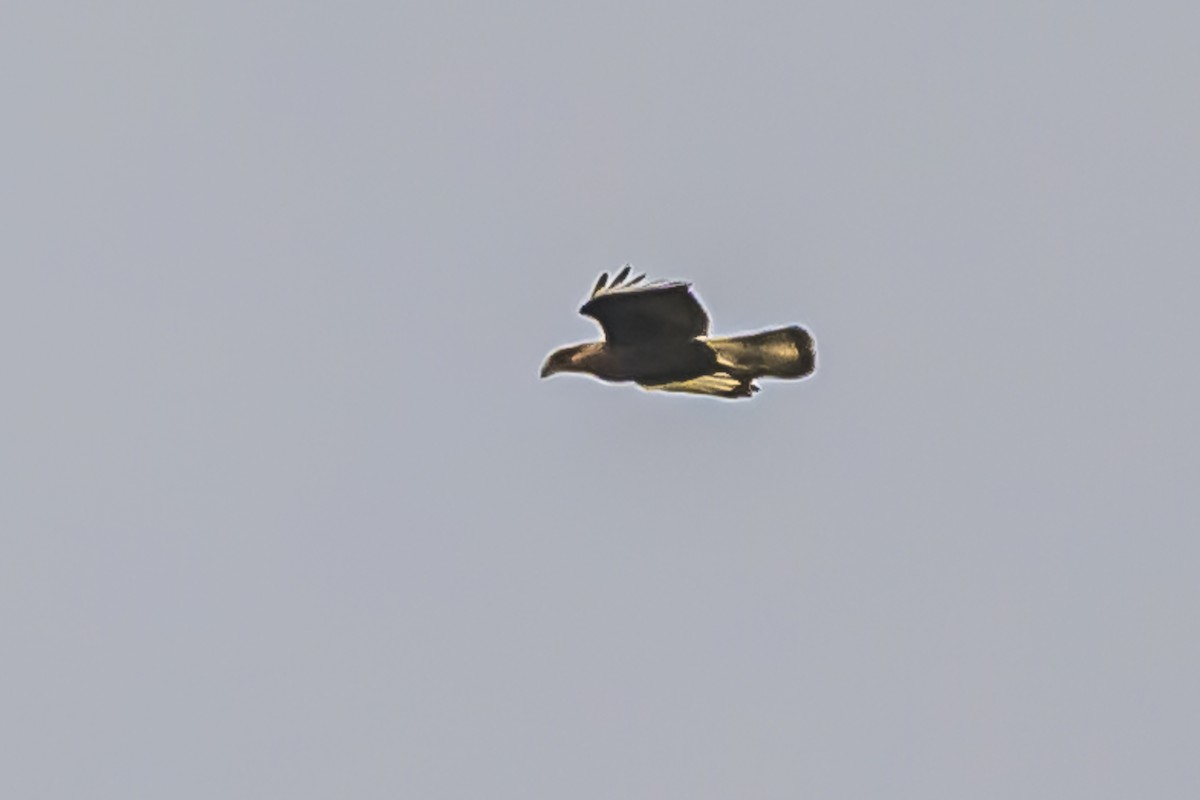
[579,266,710,346]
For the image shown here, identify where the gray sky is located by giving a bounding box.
[4,2,1198,798]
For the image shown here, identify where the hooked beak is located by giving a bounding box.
[540,359,556,378]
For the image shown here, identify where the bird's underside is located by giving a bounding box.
[541,266,816,399]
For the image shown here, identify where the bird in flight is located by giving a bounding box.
[541,266,816,399]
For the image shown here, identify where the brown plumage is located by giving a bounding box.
[540,267,816,399]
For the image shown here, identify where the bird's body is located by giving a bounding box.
[564,340,718,384]
[541,267,816,399]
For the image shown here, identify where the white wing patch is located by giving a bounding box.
[643,372,755,397]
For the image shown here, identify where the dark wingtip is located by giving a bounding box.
[628,273,645,286]
[591,272,609,297]
[611,264,632,288]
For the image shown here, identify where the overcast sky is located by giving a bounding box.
[4,2,1198,798]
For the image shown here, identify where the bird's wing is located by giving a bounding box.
[579,267,710,346]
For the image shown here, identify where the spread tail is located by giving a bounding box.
[705,325,816,381]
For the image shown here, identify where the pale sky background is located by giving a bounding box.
[3,3,1199,798]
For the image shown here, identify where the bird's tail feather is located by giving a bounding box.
[706,326,816,380]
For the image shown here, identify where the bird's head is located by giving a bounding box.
[540,344,591,378]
